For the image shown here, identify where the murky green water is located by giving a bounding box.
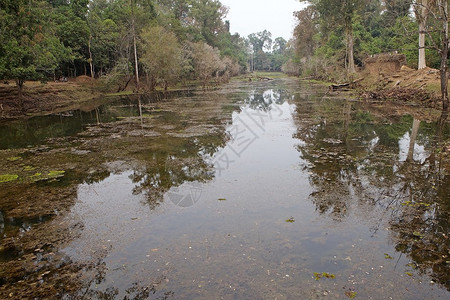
[0,79,449,299]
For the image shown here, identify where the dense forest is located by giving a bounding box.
[286,0,449,74]
[285,0,448,110]
[0,0,289,98]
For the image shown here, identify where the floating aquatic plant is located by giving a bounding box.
[313,272,335,280]
[401,201,431,208]
[384,253,393,259]
[0,174,19,183]
[413,231,425,238]
[285,217,295,223]
[48,170,65,178]
[31,171,65,182]
[7,157,22,162]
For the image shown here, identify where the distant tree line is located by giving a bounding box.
[247,30,288,72]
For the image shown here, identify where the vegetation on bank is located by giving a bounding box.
[0,0,293,113]
[285,0,449,111]
[1,1,448,114]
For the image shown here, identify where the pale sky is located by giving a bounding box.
[220,0,307,40]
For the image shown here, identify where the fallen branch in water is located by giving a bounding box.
[330,78,364,91]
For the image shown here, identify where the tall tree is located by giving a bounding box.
[0,0,68,110]
[248,30,272,70]
[382,0,411,26]
[189,41,225,89]
[436,0,448,110]
[414,0,435,69]
[140,26,184,90]
[190,0,228,47]
[302,0,365,73]
[53,0,90,77]
[293,6,319,59]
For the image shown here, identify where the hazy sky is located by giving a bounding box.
[220,0,307,40]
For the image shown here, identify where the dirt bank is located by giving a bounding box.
[358,54,445,108]
[0,77,103,119]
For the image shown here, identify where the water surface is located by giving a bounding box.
[0,79,449,299]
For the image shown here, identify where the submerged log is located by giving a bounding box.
[256,76,273,81]
[330,78,364,91]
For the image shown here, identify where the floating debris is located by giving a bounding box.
[313,272,335,280]
[345,291,357,299]
[286,217,295,223]
[384,253,393,259]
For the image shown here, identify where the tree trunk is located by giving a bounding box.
[130,0,139,90]
[438,0,449,111]
[417,0,429,69]
[15,79,24,113]
[149,75,156,91]
[88,35,94,78]
[133,31,140,90]
[346,23,356,73]
[407,118,421,162]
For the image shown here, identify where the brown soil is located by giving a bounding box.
[0,78,102,119]
[358,56,444,108]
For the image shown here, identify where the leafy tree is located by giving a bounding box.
[382,0,411,27]
[53,2,90,76]
[301,0,365,73]
[140,26,184,90]
[190,0,228,47]
[272,37,287,55]
[292,6,319,63]
[413,0,436,69]
[0,0,69,110]
[271,37,288,71]
[248,30,272,70]
[248,30,273,52]
[189,41,225,89]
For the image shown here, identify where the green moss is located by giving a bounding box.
[0,174,19,183]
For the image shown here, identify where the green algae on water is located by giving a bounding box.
[31,171,66,182]
[0,174,19,183]
[7,157,22,162]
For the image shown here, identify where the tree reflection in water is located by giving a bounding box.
[293,94,449,289]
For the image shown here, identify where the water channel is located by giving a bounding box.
[0,78,449,299]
